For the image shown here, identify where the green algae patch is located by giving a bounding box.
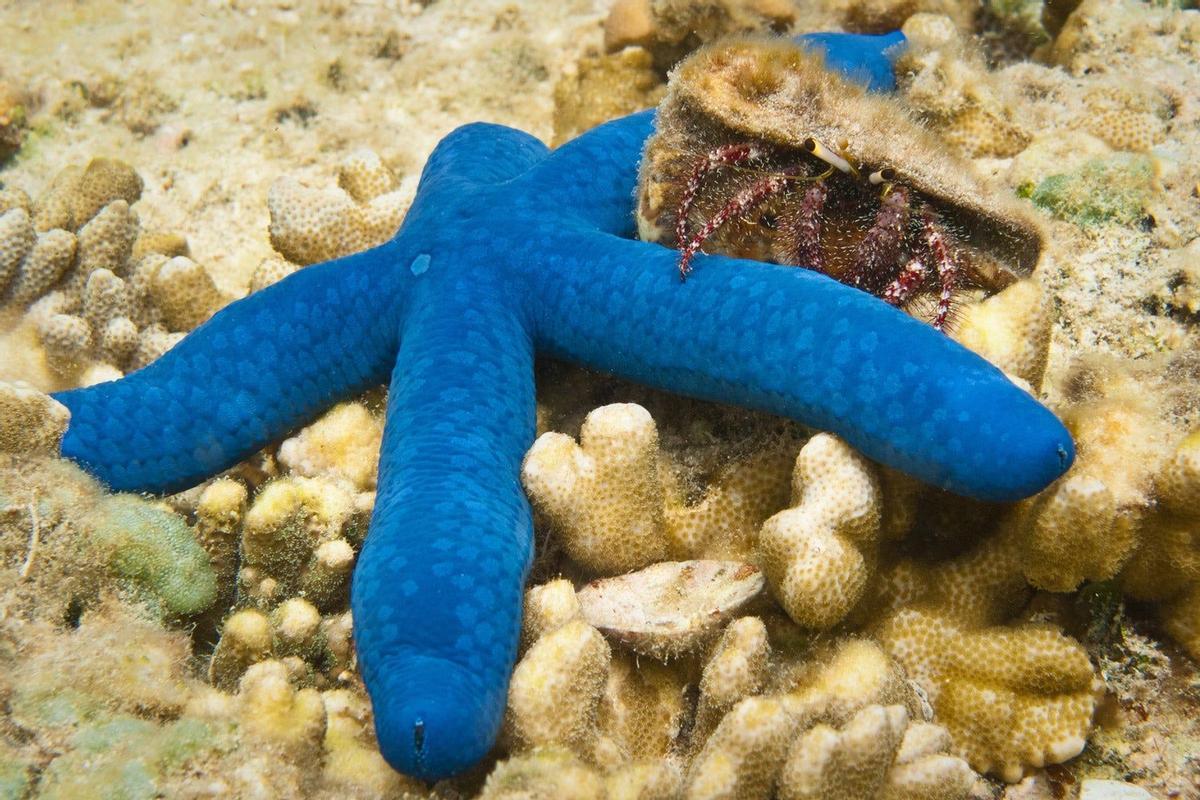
[1023,153,1157,226]
[37,716,230,800]
[81,494,218,617]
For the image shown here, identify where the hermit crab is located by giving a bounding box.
[636,38,1045,331]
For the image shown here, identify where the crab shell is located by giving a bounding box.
[636,37,1045,292]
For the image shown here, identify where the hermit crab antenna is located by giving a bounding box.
[675,143,768,248]
[802,138,856,176]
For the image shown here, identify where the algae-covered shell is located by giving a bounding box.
[637,37,1045,290]
[577,559,765,659]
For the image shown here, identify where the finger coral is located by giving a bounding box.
[778,704,975,800]
[266,148,407,266]
[522,403,670,574]
[0,158,226,381]
[523,402,797,570]
[505,619,612,758]
[759,433,882,629]
[877,607,1101,782]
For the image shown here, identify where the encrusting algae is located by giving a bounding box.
[2,0,1200,798]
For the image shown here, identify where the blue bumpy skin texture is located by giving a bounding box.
[52,32,1074,781]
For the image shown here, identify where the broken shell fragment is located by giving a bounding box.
[577,560,766,660]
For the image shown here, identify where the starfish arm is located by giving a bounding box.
[529,233,1073,502]
[351,279,536,781]
[53,246,405,493]
[527,110,656,237]
[416,121,550,194]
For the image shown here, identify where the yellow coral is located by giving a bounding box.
[593,652,688,767]
[276,401,384,492]
[778,705,975,800]
[236,659,327,759]
[478,748,606,800]
[695,616,770,736]
[685,695,796,800]
[267,148,407,266]
[521,577,583,651]
[877,608,1100,782]
[506,619,612,757]
[952,278,1050,390]
[321,688,421,796]
[522,403,670,574]
[0,380,69,455]
[758,433,882,629]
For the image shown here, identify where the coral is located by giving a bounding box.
[777,704,976,800]
[321,688,424,796]
[684,695,798,800]
[1119,430,1200,659]
[266,148,407,266]
[235,659,327,760]
[695,616,770,737]
[522,403,670,574]
[0,379,69,455]
[478,748,606,800]
[681,638,931,800]
[898,15,1032,159]
[1024,154,1159,227]
[79,494,218,618]
[524,402,802,567]
[505,620,612,757]
[839,0,976,36]
[951,278,1051,390]
[209,608,274,689]
[277,401,384,492]
[576,560,765,660]
[0,79,27,163]
[193,477,248,597]
[877,607,1101,782]
[1,158,226,380]
[759,433,883,629]
[552,47,665,146]
[238,475,366,608]
[592,652,688,767]
[521,576,583,649]
[603,0,799,70]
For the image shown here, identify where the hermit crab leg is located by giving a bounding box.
[780,180,829,272]
[881,257,928,306]
[845,185,910,292]
[675,143,769,249]
[921,208,959,332]
[678,173,792,278]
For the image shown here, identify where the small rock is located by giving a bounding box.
[1078,779,1153,800]
[577,560,765,659]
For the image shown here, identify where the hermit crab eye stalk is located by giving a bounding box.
[869,168,897,185]
[802,137,855,176]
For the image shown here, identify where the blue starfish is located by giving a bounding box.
[52,32,1072,780]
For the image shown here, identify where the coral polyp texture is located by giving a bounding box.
[0,157,226,384]
[43,30,1076,784]
[636,36,1047,330]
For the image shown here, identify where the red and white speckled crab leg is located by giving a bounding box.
[678,173,791,278]
[781,180,829,272]
[675,143,768,249]
[845,185,910,292]
[881,257,928,306]
[922,209,958,331]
